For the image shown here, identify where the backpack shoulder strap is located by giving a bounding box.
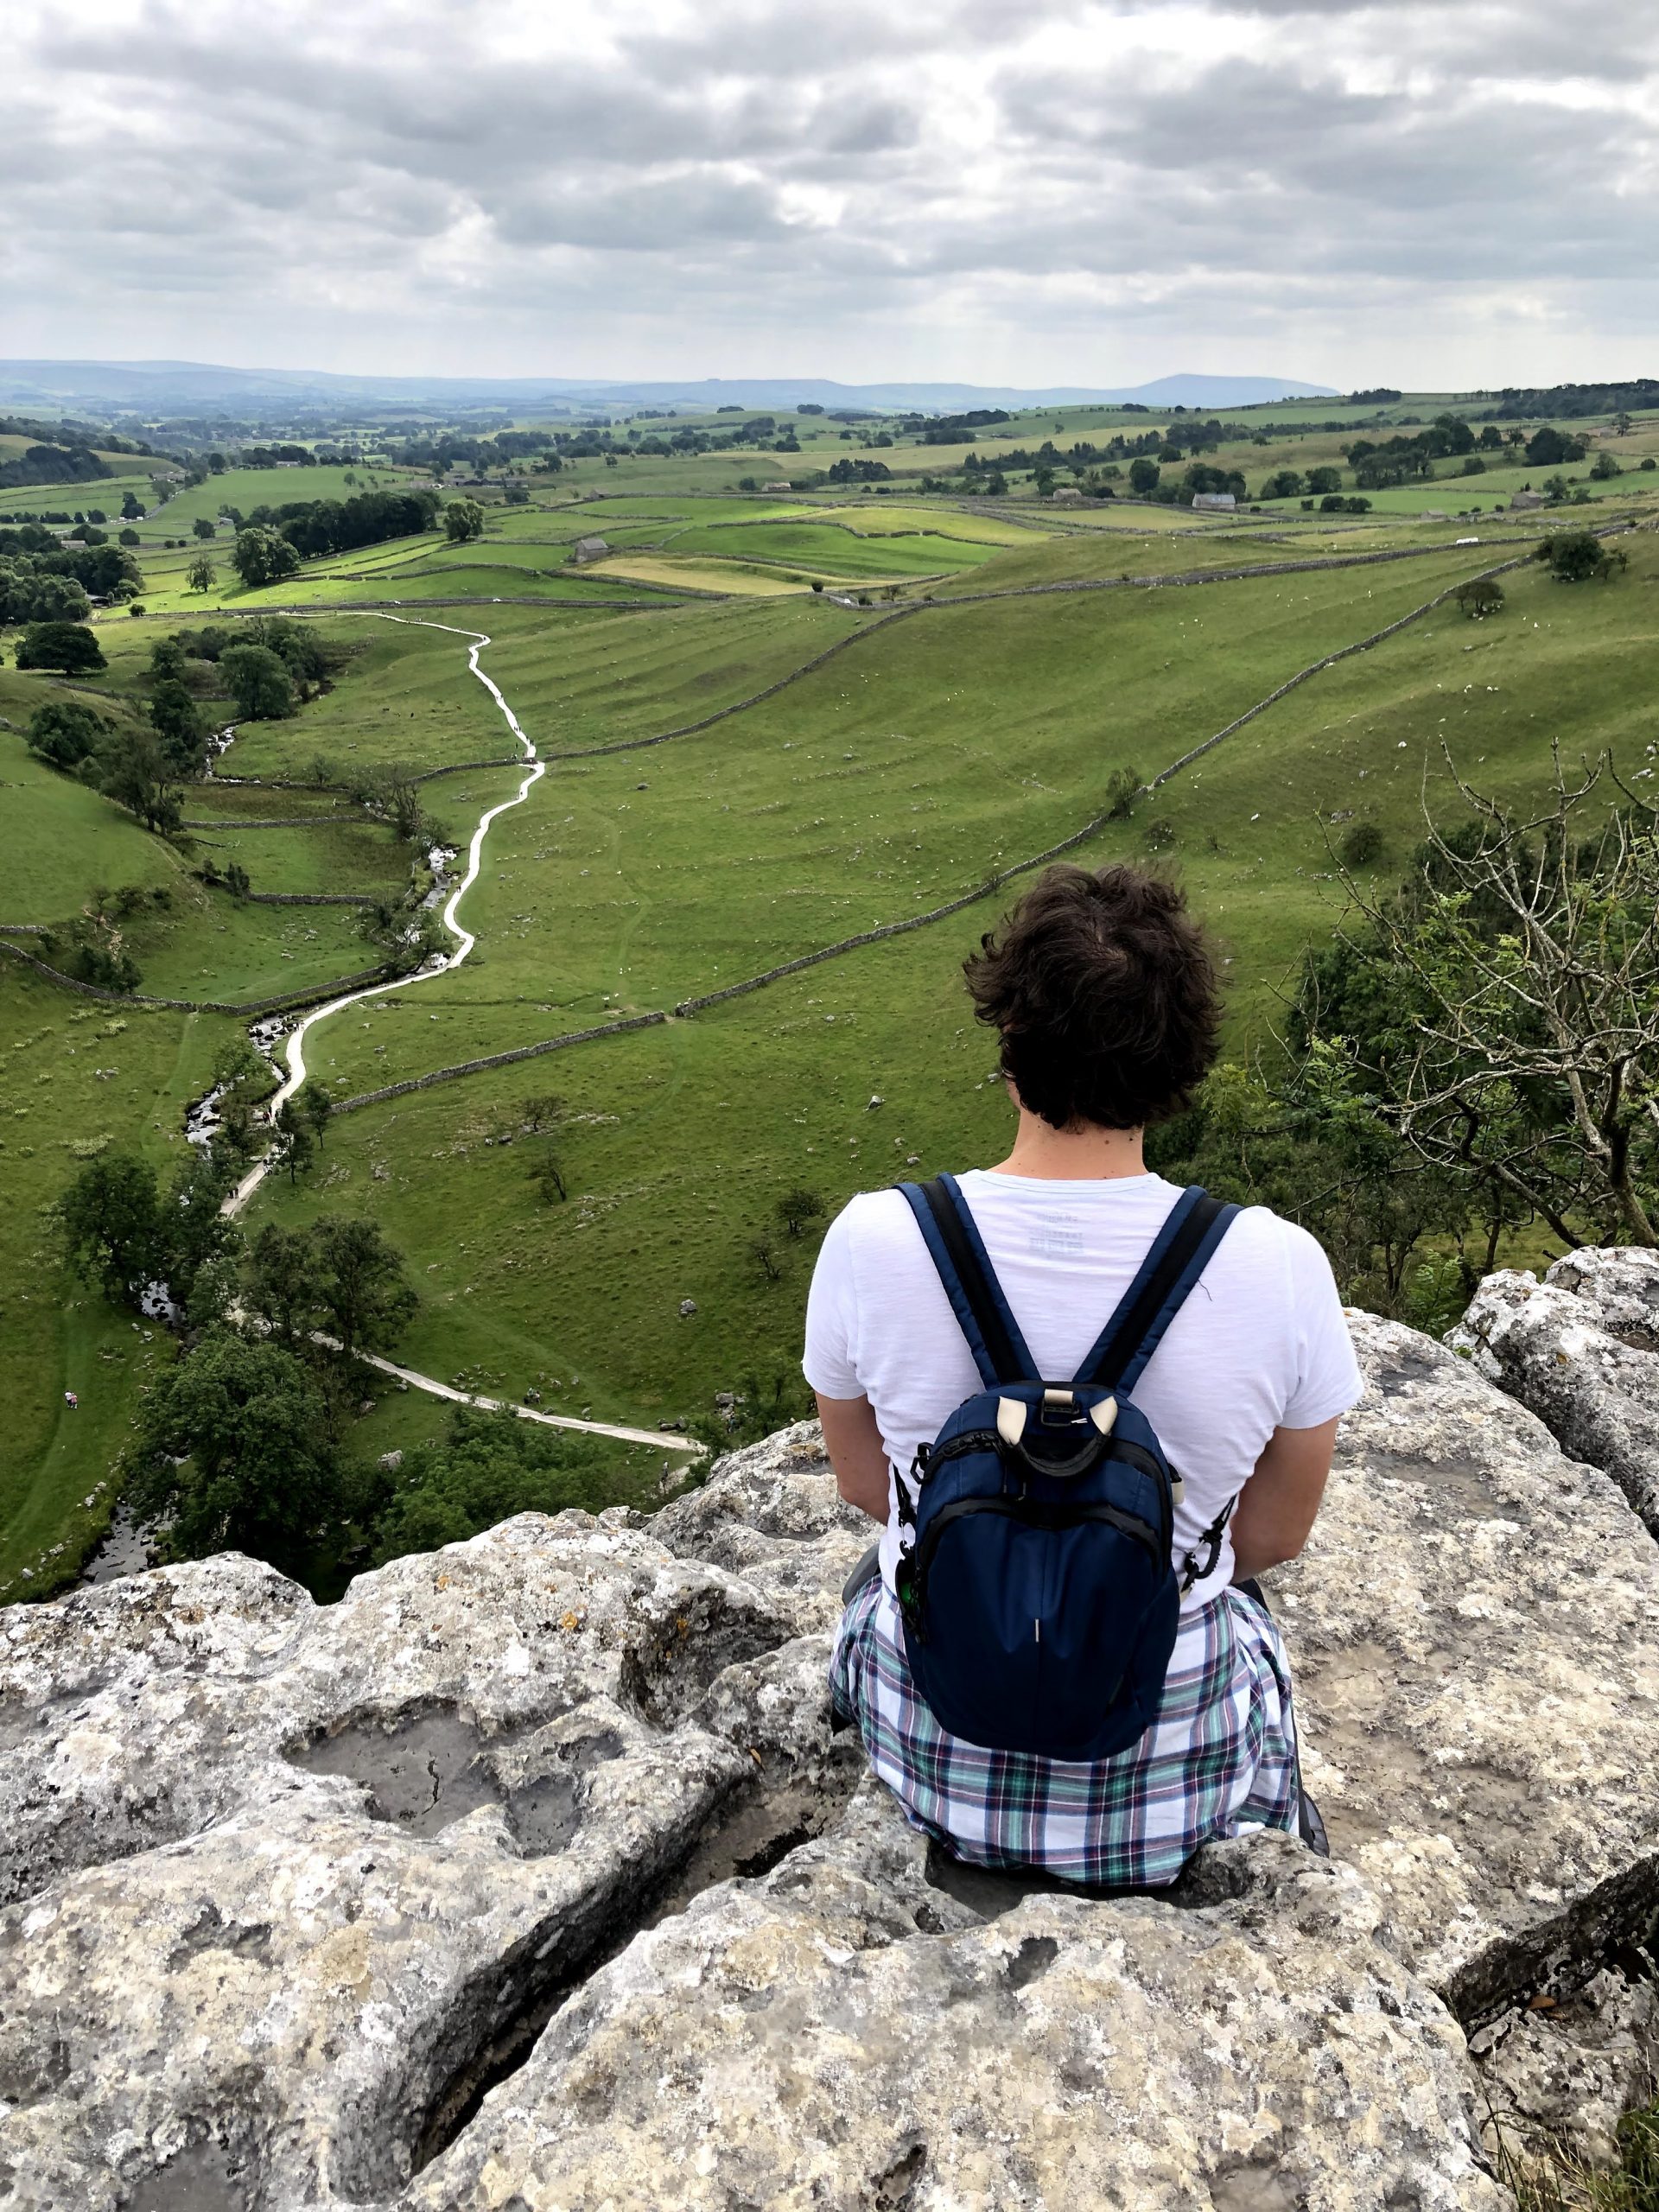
[897,1173,1037,1389]
[1075,1185,1240,1395]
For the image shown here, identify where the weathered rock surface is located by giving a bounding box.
[1474,1966,1659,2171]
[3,1294,1658,2207]
[405,1783,1507,2212]
[0,1514,858,2209]
[1270,1311,1659,2024]
[1449,1247,1659,1535]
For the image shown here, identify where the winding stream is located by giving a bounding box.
[217,616,698,1461]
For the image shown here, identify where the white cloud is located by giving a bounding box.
[3,0,1656,385]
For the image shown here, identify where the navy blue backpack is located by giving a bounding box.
[891,1173,1240,1763]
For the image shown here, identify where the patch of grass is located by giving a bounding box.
[0,965,230,1597]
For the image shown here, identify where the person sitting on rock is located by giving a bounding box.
[805,861,1362,1888]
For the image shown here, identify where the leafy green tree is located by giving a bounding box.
[219,642,294,720]
[1536,531,1626,583]
[1306,466,1342,494]
[231,525,302,588]
[311,1216,417,1359]
[444,499,486,543]
[294,1079,334,1149]
[193,516,217,540]
[1128,458,1160,496]
[120,491,144,519]
[366,1407,626,1566]
[1307,751,1659,1248]
[244,1221,324,1349]
[775,1186,826,1238]
[1260,470,1304,500]
[273,1101,315,1185]
[160,1147,238,1312]
[1525,425,1586,467]
[187,553,217,594]
[149,679,207,770]
[118,527,140,548]
[1105,764,1142,819]
[124,1329,340,1577]
[1452,577,1505,619]
[57,1150,163,1303]
[1338,820,1385,868]
[27,699,108,769]
[16,621,105,674]
[93,723,183,832]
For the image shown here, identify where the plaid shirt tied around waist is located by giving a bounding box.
[830,1578,1300,1890]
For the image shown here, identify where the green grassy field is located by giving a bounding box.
[5,448,1658,1597]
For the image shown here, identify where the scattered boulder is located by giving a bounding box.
[1450,1248,1659,1534]
[678,1297,697,1317]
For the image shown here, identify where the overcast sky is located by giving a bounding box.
[7,0,1656,389]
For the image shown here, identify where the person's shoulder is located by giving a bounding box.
[1216,1203,1341,1291]
[830,1185,918,1249]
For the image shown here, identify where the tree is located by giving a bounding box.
[445,499,486,543]
[1525,425,1586,468]
[1591,450,1624,481]
[231,525,302,588]
[1536,531,1626,584]
[1451,577,1505,620]
[775,1187,826,1240]
[1260,470,1304,500]
[187,554,217,594]
[1105,764,1143,820]
[294,1078,334,1150]
[272,1102,315,1185]
[94,724,183,832]
[1338,820,1385,868]
[1306,466,1343,495]
[193,516,217,540]
[1312,750,1659,1248]
[530,1146,567,1204]
[219,643,295,720]
[149,679,207,771]
[118,527,141,548]
[159,1147,238,1313]
[120,491,144,519]
[123,1328,340,1577]
[27,699,108,769]
[57,1150,162,1303]
[1128,458,1160,496]
[16,621,105,674]
[310,1215,417,1359]
[367,1406,624,1567]
[749,1236,783,1284]
[243,1221,324,1349]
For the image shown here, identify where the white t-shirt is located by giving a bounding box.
[803,1170,1363,1611]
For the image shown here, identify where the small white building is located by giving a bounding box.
[1191,492,1236,512]
[761,480,793,493]
[571,536,609,563]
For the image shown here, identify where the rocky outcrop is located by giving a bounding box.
[3,1304,1657,2207]
[1450,1247,1659,1535]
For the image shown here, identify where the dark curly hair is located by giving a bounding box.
[963,863,1222,1130]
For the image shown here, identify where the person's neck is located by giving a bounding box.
[989,1108,1147,1181]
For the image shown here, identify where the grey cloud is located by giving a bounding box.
[8,0,1659,384]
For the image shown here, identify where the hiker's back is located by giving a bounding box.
[806,1168,1359,1611]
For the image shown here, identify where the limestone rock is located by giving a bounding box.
[0,1516,856,2209]
[654,1417,871,1633]
[1474,1967,1659,2171]
[404,1785,1509,2212]
[1449,1249,1659,1534]
[1278,1311,1659,2024]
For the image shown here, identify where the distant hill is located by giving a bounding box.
[0,359,1337,417]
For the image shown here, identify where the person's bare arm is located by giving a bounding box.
[817,1394,891,1522]
[1229,1416,1340,1581]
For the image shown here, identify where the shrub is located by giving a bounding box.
[1338,821,1385,868]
